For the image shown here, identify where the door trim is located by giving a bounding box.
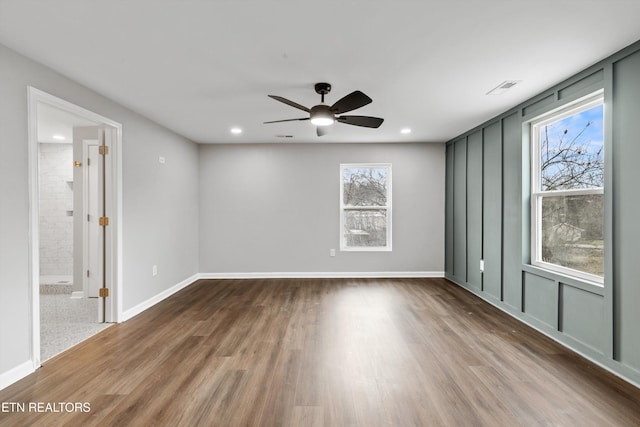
[27,87,123,368]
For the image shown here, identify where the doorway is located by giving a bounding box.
[28,87,122,366]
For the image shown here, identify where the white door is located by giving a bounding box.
[85,141,102,298]
[76,126,114,322]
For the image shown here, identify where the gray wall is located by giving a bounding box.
[445,40,640,385]
[0,43,199,381]
[199,143,445,275]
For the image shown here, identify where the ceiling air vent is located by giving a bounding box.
[487,80,521,95]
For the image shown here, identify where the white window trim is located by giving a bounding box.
[530,91,604,285]
[340,163,392,251]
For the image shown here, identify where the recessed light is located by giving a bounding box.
[230,127,242,134]
[52,134,66,140]
[400,128,411,134]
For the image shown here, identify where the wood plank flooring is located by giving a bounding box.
[1,278,639,426]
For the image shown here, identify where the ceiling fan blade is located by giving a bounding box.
[268,95,310,113]
[337,115,384,128]
[264,118,310,124]
[316,126,330,137]
[330,90,372,114]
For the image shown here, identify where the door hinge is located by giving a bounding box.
[87,269,90,278]
[99,216,109,226]
[99,287,109,298]
[99,146,109,155]
[87,157,91,166]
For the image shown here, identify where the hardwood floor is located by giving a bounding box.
[1,278,639,426]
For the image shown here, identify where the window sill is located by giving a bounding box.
[341,247,392,252]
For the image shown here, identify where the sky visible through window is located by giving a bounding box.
[540,104,604,191]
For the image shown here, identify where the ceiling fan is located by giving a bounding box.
[264,83,384,137]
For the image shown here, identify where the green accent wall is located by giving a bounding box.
[445,40,640,386]
[466,131,483,291]
[453,138,467,282]
[482,121,502,301]
[612,51,640,369]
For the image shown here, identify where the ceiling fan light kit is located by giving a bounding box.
[265,82,384,136]
[309,105,334,126]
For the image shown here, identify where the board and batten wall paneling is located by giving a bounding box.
[558,69,604,100]
[482,121,502,301]
[500,112,523,310]
[466,131,483,291]
[445,144,454,276]
[445,39,640,386]
[522,272,558,329]
[612,49,640,371]
[452,138,467,282]
[560,284,604,353]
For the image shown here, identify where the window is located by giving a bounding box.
[531,92,604,284]
[340,163,391,251]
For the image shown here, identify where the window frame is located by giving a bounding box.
[340,163,392,252]
[530,91,604,285]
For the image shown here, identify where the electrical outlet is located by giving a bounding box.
[152,265,158,276]
[330,248,336,257]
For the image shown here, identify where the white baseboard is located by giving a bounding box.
[70,291,84,299]
[198,271,444,279]
[120,273,199,322]
[0,360,34,391]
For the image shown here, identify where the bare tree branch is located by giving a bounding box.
[540,120,603,191]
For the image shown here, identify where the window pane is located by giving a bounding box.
[539,104,604,191]
[343,209,387,247]
[342,167,388,206]
[540,194,604,277]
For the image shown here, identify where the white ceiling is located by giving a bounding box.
[2,0,640,144]
[37,102,98,143]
